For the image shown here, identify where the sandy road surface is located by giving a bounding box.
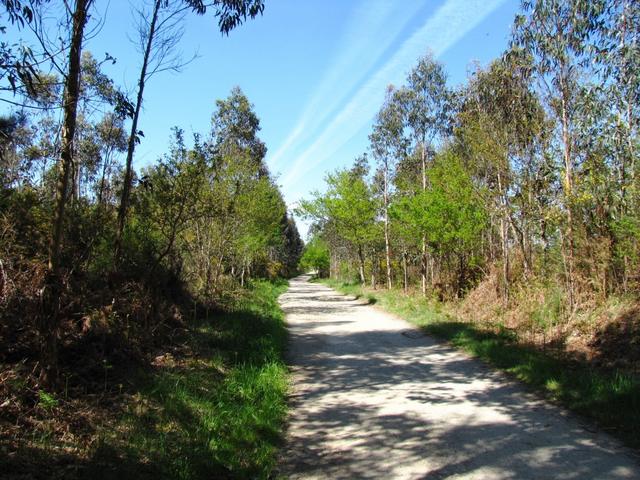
[277,275,639,479]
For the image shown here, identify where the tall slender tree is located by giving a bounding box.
[370,85,406,289]
[398,53,452,295]
[115,0,265,261]
[44,0,92,386]
[513,0,607,308]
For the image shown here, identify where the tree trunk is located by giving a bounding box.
[44,0,90,387]
[115,0,162,261]
[371,252,377,289]
[357,244,365,285]
[421,238,428,296]
[420,141,428,296]
[559,75,575,310]
[383,165,392,290]
[497,171,509,302]
[97,157,108,205]
[620,5,635,292]
[402,250,408,294]
[329,251,335,279]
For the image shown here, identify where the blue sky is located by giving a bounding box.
[10,0,521,237]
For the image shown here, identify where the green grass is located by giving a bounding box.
[92,279,290,480]
[321,278,640,450]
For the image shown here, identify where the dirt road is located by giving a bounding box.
[278,275,639,479]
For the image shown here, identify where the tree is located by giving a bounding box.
[176,87,279,295]
[94,112,127,205]
[0,111,32,188]
[115,0,265,261]
[299,164,378,285]
[0,0,47,104]
[456,53,545,299]
[370,85,407,289]
[591,0,640,291]
[278,213,304,277]
[513,0,607,308]
[398,52,452,295]
[43,0,92,386]
[393,149,487,297]
[137,128,206,274]
[299,237,329,277]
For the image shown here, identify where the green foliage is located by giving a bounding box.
[401,52,452,147]
[90,280,289,479]
[391,149,486,292]
[0,187,50,258]
[300,167,378,248]
[298,163,379,283]
[299,237,330,276]
[421,150,486,254]
[210,85,267,161]
[37,390,59,410]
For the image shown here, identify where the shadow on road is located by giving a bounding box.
[278,275,640,479]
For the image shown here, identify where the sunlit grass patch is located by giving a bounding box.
[92,280,290,479]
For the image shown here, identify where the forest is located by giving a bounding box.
[300,0,640,372]
[0,1,306,477]
[1,0,639,478]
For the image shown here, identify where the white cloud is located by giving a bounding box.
[267,0,423,169]
[281,0,507,187]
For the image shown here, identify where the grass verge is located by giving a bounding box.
[0,279,290,480]
[319,278,640,451]
[94,279,290,480]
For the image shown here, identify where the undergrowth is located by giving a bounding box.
[1,279,289,480]
[320,278,640,451]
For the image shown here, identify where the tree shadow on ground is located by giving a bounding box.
[590,306,640,372]
[279,278,640,479]
[2,288,287,480]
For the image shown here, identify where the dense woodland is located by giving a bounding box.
[0,1,308,475]
[300,0,640,367]
[0,0,639,476]
[0,0,303,388]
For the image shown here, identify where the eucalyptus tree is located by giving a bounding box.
[4,0,123,387]
[208,85,267,163]
[95,112,127,205]
[370,85,407,289]
[398,52,452,295]
[71,51,131,202]
[513,0,607,308]
[115,0,266,261]
[36,0,91,387]
[591,0,640,290]
[0,0,52,104]
[0,111,33,188]
[457,53,545,299]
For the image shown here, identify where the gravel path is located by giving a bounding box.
[277,275,639,479]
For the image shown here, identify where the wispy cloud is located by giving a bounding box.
[267,0,423,169]
[281,0,507,188]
